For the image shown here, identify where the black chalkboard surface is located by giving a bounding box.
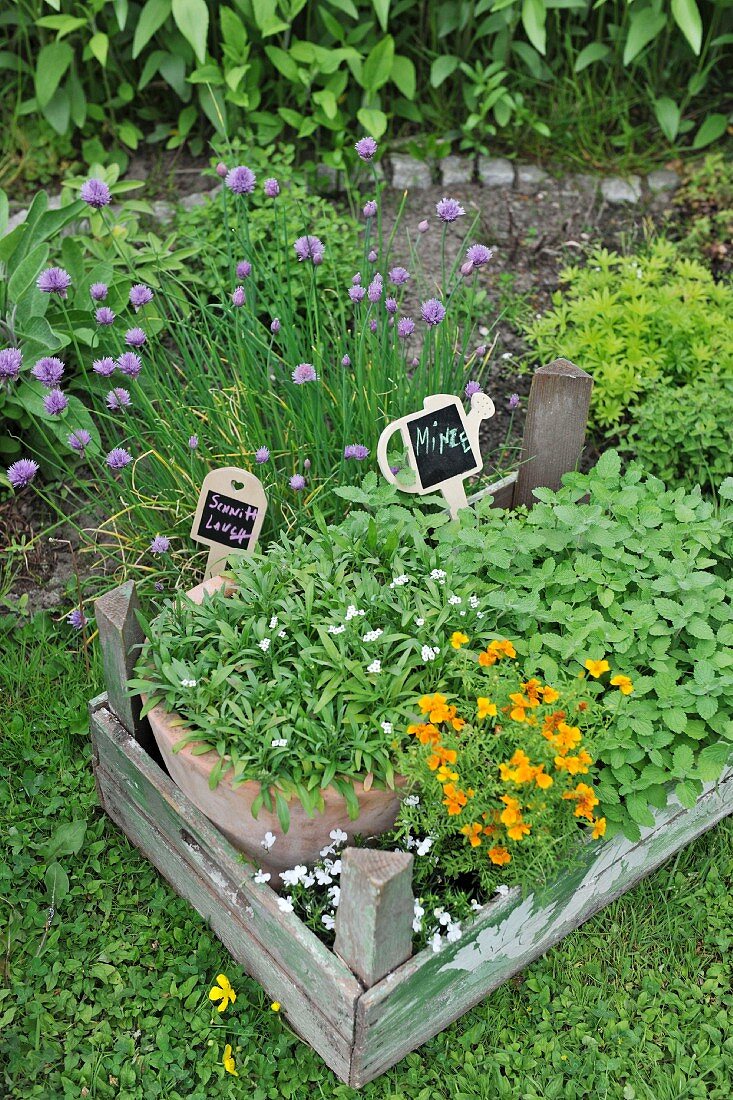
[407,402,479,489]
[195,489,259,550]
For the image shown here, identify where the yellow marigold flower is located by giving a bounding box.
[541,685,560,705]
[410,722,440,745]
[476,696,497,720]
[610,674,634,695]
[534,766,553,789]
[436,765,459,784]
[426,753,441,771]
[592,817,607,839]
[442,783,469,814]
[552,722,583,756]
[223,1044,238,1076]
[584,658,610,678]
[489,639,517,659]
[488,845,511,866]
[418,692,448,716]
[451,631,469,649]
[562,782,599,821]
[507,821,531,841]
[555,748,593,775]
[270,1001,281,1012]
[499,795,523,827]
[460,822,483,847]
[209,974,237,1013]
[478,649,498,667]
[522,678,542,704]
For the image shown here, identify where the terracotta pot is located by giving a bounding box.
[146,576,404,875]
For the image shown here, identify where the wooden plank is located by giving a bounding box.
[512,359,593,509]
[350,762,733,1087]
[334,848,414,986]
[94,581,153,752]
[468,471,517,510]
[90,701,361,1081]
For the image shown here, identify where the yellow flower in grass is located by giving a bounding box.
[592,817,607,839]
[271,1001,281,1012]
[209,974,236,1013]
[460,822,484,848]
[222,1044,238,1076]
[507,821,531,841]
[584,658,610,679]
[477,696,497,720]
[610,674,634,695]
[436,765,459,784]
[488,845,511,866]
[451,631,469,649]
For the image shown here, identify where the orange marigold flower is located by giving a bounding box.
[459,822,483,847]
[419,692,447,715]
[451,631,469,650]
[555,748,593,775]
[437,765,459,784]
[576,700,588,712]
[541,685,561,705]
[610,674,634,695]
[489,639,517,659]
[482,824,497,836]
[506,821,531,841]
[477,696,497,720]
[478,649,498,667]
[562,782,599,821]
[488,845,511,866]
[592,817,607,839]
[552,722,583,756]
[534,766,554,789]
[584,658,610,679]
[450,714,466,731]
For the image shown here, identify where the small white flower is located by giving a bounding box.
[421,645,438,662]
[446,921,462,943]
[278,629,286,638]
[412,917,423,932]
[415,617,425,627]
[301,873,316,888]
[430,568,446,583]
[277,895,294,913]
[253,869,271,884]
[389,574,410,588]
[269,615,278,628]
[328,884,341,907]
[495,884,510,897]
[501,351,512,360]
[319,844,335,858]
[434,908,451,926]
[470,898,484,912]
[413,900,425,917]
[280,864,308,887]
[460,609,466,616]
[448,594,461,605]
[329,828,348,845]
[381,720,393,734]
[362,628,383,642]
[258,638,271,652]
[271,738,288,748]
[367,659,382,674]
[404,834,416,850]
[415,836,433,856]
[180,678,197,688]
[321,912,335,931]
[328,624,345,635]
[476,611,484,619]
[315,868,333,886]
[430,932,443,953]
[469,595,480,609]
[261,831,276,850]
[345,605,365,621]
[404,794,420,807]
[329,859,342,876]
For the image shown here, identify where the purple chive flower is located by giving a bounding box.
[352,273,362,284]
[154,581,165,592]
[292,363,317,384]
[475,344,487,357]
[225,165,256,195]
[411,356,419,367]
[43,389,68,416]
[363,200,377,218]
[32,357,65,387]
[236,261,252,279]
[460,261,474,277]
[349,285,366,303]
[436,197,465,222]
[0,348,22,381]
[95,306,115,325]
[304,458,311,471]
[270,318,281,334]
[508,393,520,410]
[232,286,246,307]
[466,244,494,268]
[129,284,153,310]
[290,474,306,491]
[293,235,325,264]
[106,387,131,411]
[397,317,415,339]
[7,458,39,489]
[355,136,378,161]
[264,177,280,198]
[106,447,132,470]
[125,327,146,347]
[367,277,383,303]
[418,219,429,233]
[188,435,199,450]
[216,162,228,178]
[37,267,71,297]
[117,352,142,378]
[89,282,108,301]
[344,444,370,460]
[390,465,400,475]
[389,267,410,285]
[369,319,378,332]
[465,380,482,398]
[80,178,111,208]
[93,357,116,377]
[68,428,91,452]
[150,534,170,555]
[341,354,351,367]
[67,607,88,630]
[255,446,270,464]
[368,249,378,263]
[421,298,446,326]
[385,296,397,314]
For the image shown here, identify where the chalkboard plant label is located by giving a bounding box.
[377,392,495,516]
[190,467,267,578]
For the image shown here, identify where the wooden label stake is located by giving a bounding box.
[377,392,495,518]
[190,466,267,579]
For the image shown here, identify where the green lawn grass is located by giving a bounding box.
[2,615,731,1100]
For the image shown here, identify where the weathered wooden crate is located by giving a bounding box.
[89,359,733,1086]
